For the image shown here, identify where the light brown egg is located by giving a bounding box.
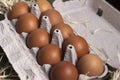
[40,9,63,26]
[50,23,75,40]
[36,0,52,13]
[37,44,61,65]
[15,13,38,34]
[8,2,29,20]
[50,61,78,80]
[26,29,49,48]
[77,54,104,76]
[62,35,89,58]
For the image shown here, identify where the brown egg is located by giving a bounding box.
[50,61,78,80]
[40,9,63,26]
[36,0,52,13]
[37,44,61,65]
[26,29,49,48]
[50,23,75,40]
[8,2,29,20]
[15,13,38,34]
[62,35,89,58]
[77,54,104,76]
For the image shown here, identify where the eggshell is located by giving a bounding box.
[26,28,49,48]
[37,44,61,65]
[36,0,53,13]
[50,23,75,40]
[77,54,104,76]
[7,2,29,20]
[62,35,89,58]
[15,13,38,34]
[40,9,63,26]
[50,61,78,80]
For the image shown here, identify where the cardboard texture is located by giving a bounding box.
[0,0,120,80]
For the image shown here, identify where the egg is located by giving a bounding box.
[15,13,38,34]
[50,23,75,40]
[40,9,63,26]
[50,61,78,80]
[7,2,29,20]
[26,28,49,48]
[36,0,52,13]
[62,35,89,58]
[77,54,104,76]
[37,44,61,65]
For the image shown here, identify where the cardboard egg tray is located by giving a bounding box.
[0,0,120,80]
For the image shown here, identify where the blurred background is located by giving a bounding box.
[106,0,120,11]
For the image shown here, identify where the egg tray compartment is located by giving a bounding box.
[0,3,49,80]
[0,0,120,80]
[0,16,109,80]
[0,8,108,80]
[0,2,75,80]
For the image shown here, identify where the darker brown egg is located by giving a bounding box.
[50,61,78,80]
[26,29,49,48]
[40,9,63,26]
[77,54,104,76]
[37,44,61,65]
[62,35,89,58]
[7,2,29,20]
[15,13,38,34]
[50,23,75,40]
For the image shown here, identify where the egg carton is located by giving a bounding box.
[0,0,120,80]
[0,15,108,80]
[0,3,48,80]
[53,0,120,67]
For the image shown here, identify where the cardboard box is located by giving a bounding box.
[0,0,120,80]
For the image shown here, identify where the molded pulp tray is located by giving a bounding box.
[0,0,120,80]
[53,0,120,68]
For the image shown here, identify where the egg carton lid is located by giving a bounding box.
[53,0,120,68]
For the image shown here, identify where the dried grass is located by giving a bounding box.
[0,52,19,79]
[91,28,112,35]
